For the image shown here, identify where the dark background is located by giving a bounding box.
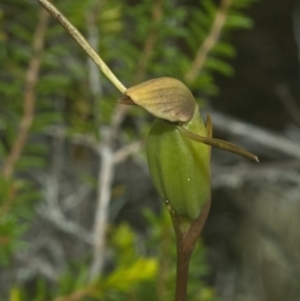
[215,0,300,129]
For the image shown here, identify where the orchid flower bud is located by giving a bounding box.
[146,107,211,221]
[119,77,258,222]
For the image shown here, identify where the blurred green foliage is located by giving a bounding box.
[4,210,217,301]
[0,0,257,300]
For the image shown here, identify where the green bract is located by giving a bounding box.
[146,107,211,221]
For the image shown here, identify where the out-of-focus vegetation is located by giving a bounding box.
[0,0,258,300]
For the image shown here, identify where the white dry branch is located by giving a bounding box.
[37,176,93,245]
[90,134,115,279]
[211,112,300,159]
[43,125,99,153]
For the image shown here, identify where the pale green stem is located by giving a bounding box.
[37,0,126,94]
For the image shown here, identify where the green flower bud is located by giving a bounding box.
[146,107,211,221]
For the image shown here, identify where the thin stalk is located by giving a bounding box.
[175,246,192,301]
[170,196,212,301]
[37,0,126,94]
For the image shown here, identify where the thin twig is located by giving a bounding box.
[1,8,49,178]
[37,0,126,93]
[113,140,143,164]
[185,0,232,83]
[17,254,59,281]
[37,204,93,245]
[37,176,93,244]
[42,125,99,153]
[90,132,115,279]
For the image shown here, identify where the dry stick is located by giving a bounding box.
[89,131,115,280]
[185,0,233,83]
[211,111,300,159]
[1,9,49,178]
[113,141,143,164]
[37,0,126,94]
[43,126,99,153]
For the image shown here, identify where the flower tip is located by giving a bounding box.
[248,153,259,162]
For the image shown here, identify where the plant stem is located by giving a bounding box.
[175,245,192,301]
[170,200,211,301]
[37,0,126,94]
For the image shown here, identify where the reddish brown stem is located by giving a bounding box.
[1,8,49,178]
[170,200,211,301]
[175,245,192,301]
